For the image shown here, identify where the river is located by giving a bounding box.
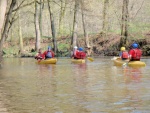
[0,57,150,113]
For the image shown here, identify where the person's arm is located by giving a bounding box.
[42,51,46,59]
[119,52,122,58]
[75,51,80,59]
[74,50,79,56]
[128,50,133,60]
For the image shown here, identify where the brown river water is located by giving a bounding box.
[0,57,150,113]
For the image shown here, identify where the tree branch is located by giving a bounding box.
[13,1,34,12]
[132,0,145,19]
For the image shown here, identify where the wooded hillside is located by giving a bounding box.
[0,0,150,59]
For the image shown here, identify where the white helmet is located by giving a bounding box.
[74,46,78,49]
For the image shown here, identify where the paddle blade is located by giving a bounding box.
[87,57,94,62]
[122,63,127,66]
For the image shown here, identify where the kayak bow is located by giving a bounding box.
[112,57,146,67]
[36,58,57,64]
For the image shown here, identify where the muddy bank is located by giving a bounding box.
[76,33,150,56]
[2,33,150,57]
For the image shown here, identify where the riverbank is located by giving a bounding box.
[2,33,150,58]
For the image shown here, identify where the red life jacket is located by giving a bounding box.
[38,53,43,57]
[35,52,44,59]
[132,49,142,60]
[122,51,129,59]
[76,51,86,59]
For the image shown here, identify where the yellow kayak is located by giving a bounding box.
[113,57,146,67]
[71,59,85,64]
[113,58,129,66]
[128,61,146,67]
[36,58,57,64]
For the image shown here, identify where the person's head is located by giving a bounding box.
[78,47,83,51]
[38,48,42,53]
[74,46,78,50]
[48,46,51,51]
[132,43,138,49]
[120,47,125,51]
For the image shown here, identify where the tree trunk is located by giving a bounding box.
[120,0,129,47]
[0,0,7,65]
[0,0,16,63]
[0,0,7,36]
[58,0,67,35]
[34,0,41,51]
[39,0,44,37]
[102,0,109,37]
[71,0,79,48]
[18,2,24,54]
[81,0,89,48]
[47,0,57,54]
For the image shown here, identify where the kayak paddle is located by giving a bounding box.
[87,57,94,62]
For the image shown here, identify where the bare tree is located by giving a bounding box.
[47,0,57,54]
[0,0,7,36]
[71,0,79,48]
[34,0,41,51]
[120,0,129,47]
[18,1,24,54]
[39,0,44,37]
[58,0,67,35]
[81,0,89,47]
[0,0,16,62]
[102,0,109,36]
[0,0,7,65]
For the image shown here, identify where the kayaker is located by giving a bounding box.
[35,48,45,60]
[119,47,129,60]
[71,46,79,59]
[76,47,86,59]
[129,43,142,61]
[43,46,55,59]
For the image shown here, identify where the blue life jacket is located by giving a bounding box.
[46,51,52,58]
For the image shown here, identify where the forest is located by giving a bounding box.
[0,0,150,61]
